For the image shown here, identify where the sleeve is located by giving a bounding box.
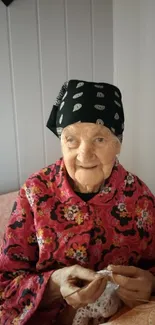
[135,177,155,276]
[0,186,62,325]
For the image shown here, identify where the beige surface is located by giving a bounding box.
[0,191,18,240]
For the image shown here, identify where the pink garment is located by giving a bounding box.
[0,158,155,324]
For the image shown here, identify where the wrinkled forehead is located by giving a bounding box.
[61,122,113,139]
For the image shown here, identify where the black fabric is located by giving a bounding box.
[1,0,14,6]
[75,191,98,202]
[47,79,124,141]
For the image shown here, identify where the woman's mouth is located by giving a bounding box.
[79,165,98,169]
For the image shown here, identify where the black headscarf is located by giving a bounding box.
[47,80,124,141]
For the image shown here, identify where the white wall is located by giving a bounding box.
[0,0,113,194]
[1,0,155,195]
[113,0,155,194]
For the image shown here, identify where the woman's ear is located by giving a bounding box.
[116,140,121,155]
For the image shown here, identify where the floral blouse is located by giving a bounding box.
[0,158,155,325]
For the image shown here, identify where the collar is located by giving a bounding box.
[55,158,124,206]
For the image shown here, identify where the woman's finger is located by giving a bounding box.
[80,276,107,304]
[108,265,140,277]
[111,274,145,292]
[117,286,141,308]
[65,276,107,308]
[117,286,150,308]
[70,264,97,282]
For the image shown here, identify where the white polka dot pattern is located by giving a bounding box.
[73,103,82,112]
[73,92,83,99]
[94,104,105,111]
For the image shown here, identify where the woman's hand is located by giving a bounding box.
[50,264,108,309]
[108,265,155,308]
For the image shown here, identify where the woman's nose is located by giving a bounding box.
[77,143,95,163]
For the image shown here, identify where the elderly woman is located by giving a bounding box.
[0,80,155,325]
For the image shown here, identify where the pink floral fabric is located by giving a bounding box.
[0,158,155,324]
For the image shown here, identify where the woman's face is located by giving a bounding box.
[61,123,121,193]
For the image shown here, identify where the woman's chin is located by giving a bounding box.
[74,170,104,192]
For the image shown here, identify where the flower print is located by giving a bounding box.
[57,232,63,239]
[37,228,44,237]
[13,253,29,262]
[83,213,89,221]
[42,167,48,173]
[64,206,76,221]
[111,201,130,224]
[118,203,126,212]
[7,230,14,239]
[96,238,102,244]
[37,237,44,246]
[12,275,23,286]
[125,173,134,185]
[32,185,41,195]
[101,186,112,194]
[71,205,78,212]
[44,237,52,244]
[120,210,129,218]
[135,196,154,235]
[145,218,153,231]
[141,210,148,219]
[38,209,44,217]
[66,248,75,258]
[37,228,45,246]
[41,167,51,176]
[47,181,52,188]
[18,302,33,321]
[64,205,84,224]
[135,206,142,217]
[147,215,153,226]
[65,244,88,263]
[113,234,124,247]
[63,236,69,243]
[60,190,66,197]
[75,213,84,225]
[25,187,34,207]
[60,187,71,198]
[136,218,144,229]
[74,245,87,262]
[27,234,37,245]
[68,232,74,238]
[116,202,129,218]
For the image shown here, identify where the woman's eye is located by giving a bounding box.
[66,137,78,147]
[66,137,75,143]
[95,137,105,143]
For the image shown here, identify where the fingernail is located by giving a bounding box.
[107,265,113,271]
[114,284,120,290]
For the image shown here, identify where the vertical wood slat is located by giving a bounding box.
[136,0,155,193]
[66,0,92,80]
[113,0,140,172]
[92,0,113,83]
[0,2,19,194]
[37,0,67,165]
[8,0,45,185]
